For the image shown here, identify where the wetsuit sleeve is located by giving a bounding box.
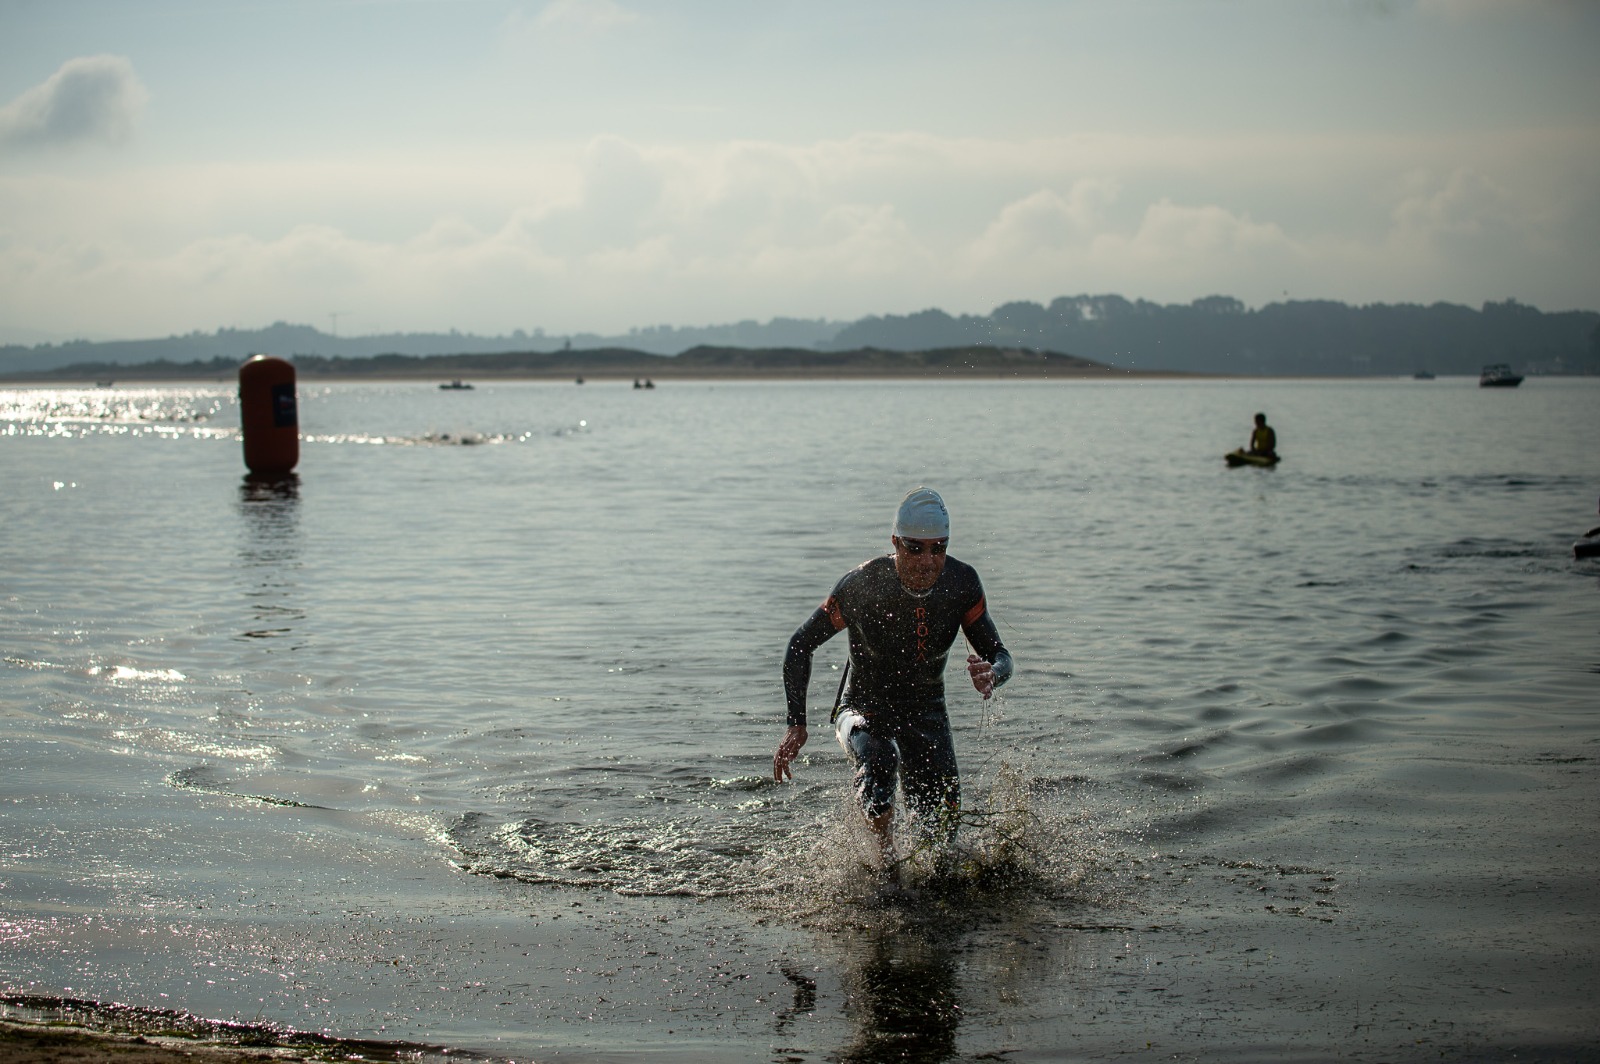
[784,604,843,727]
[962,607,1014,690]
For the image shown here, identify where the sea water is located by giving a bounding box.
[2,376,1597,1062]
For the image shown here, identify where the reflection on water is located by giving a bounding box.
[803,883,1094,1064]
[237,473,304,643]
[0,384,231,438]
[240,470,300,504]
[836,922,962,1064]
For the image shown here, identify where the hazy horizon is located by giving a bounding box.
[3,0,1598,347]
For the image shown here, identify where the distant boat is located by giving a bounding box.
[1479,364,1523,388]
[439,380,474,390]
[1412,370,1435,380]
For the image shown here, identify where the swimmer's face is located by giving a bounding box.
[892,536,948,592]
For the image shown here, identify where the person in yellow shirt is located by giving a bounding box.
[1248,412,1277,458]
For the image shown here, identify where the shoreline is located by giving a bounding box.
[0,1018,336,1064]
[2,366,1206,385]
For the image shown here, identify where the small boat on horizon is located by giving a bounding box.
[1412,369,1435,380]
[439,379,474,390]
[1479,363,1523,388]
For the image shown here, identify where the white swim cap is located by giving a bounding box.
[893,487,949,540]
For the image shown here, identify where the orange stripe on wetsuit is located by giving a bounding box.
[961,596,987,629]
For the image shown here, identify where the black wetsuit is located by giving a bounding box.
[783,554,1013,824]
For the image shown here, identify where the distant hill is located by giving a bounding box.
[3,294,1596,378]
[0,318,844,375]
[0,344,1135,382]
[825,295,1600,376]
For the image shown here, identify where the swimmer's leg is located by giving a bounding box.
[846,724,901,877]
[898,710,961,857]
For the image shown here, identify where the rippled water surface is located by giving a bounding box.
[3,375,1597,1062]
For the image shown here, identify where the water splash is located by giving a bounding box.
[748,753,1117,931]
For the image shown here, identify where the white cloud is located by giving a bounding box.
[2,124,1597,338]
[0,56,148,151]
[1119,200,1290,260]
[1369,165,1574,296]
[741,203,923,281]
[971,183,1120,262]
[490,136,668,256]
[953,191,1304,313]
[1390,167,1513,241]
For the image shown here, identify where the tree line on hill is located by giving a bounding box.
[3,294,1596,377]
[826,296,1600,376]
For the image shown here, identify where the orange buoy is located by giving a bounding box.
[239,355,299,475]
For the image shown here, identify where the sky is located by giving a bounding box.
[1,0,1597,345]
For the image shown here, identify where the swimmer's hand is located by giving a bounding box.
[773,725,808,782]
[967,654,996,700]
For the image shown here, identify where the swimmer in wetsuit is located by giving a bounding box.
[772,487,1013,870]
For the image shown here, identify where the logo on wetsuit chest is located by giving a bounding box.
[912,606,930,661]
